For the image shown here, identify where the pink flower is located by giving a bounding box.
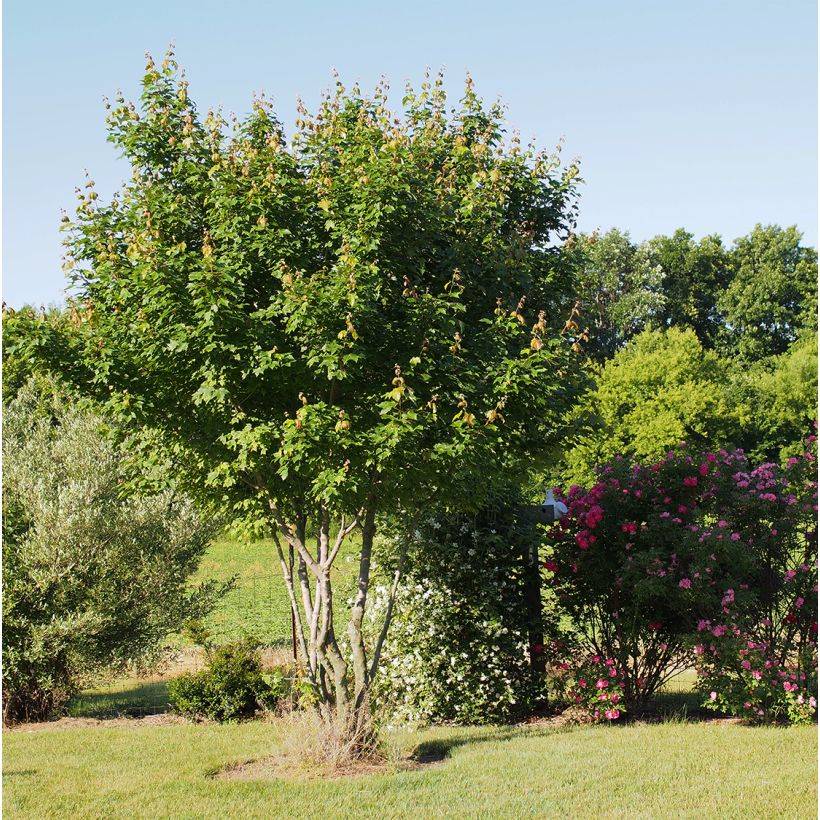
[721,589,735,606]
[717,520,728,528]
[604,709,620,720]
[585,505,604,529]
[741,660,751,670]
[678,578,692,589]
[730,532,741,541]
[712,625,727,637]
[796,597,805,608]
[709,691,717,701]
[678,504,687,514]
[683,477,698,487]
[595,679,608,689]
[578,679,587,688]
[699,463,710,476]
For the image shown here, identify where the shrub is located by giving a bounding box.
[551,652,628,722]
[167,641,286,722]
[547,437,818,717]
[2,380,224,724]
[371,495,544,725]
[547,446,765,708]
[693,441,818,724]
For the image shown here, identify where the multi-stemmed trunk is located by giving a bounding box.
[267,496,405,750]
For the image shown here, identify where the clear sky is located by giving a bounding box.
[3,0,817,308]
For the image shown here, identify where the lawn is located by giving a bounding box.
[3,720,816,819]
[7,539,819,818]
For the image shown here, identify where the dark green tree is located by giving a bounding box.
[719,224,817,361]
[645,229,730,348]
[569,229,665,362]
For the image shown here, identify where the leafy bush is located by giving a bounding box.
[551,652,628,722]
[547,447,760,708]
[693,442,817,724]
[371,496,543,725]
[547,438,818,718]
[168,641,286,721]
[2,380,224,724]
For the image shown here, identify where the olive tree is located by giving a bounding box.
[2,379,220,723]
[33,51,582,743]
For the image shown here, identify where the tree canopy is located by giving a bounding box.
[14,51,585,734]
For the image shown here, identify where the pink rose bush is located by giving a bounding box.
[549,650,627,723]
[692,440,817,724]
[546,434,818,723]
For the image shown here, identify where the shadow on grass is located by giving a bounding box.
[67,680,170,719]
[410,722,567,763]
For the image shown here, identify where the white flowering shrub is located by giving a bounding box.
[370,498,543,724]
[2,380,224,723]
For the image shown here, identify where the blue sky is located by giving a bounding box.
[3,0,817,307]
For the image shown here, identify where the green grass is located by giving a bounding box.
[190,537,360,646]
[3,720,816,818]
[67,680,170,719]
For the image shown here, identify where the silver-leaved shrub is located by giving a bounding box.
[2,379,224,723]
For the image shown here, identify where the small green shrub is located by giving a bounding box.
[168,641,287,722]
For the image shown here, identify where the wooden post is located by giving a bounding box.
[519,504,552,677]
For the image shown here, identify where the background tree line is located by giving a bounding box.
[552,223,817,488]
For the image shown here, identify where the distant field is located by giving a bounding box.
[67,537,360,717]
[188,536,361,647]
[4,721,816,818]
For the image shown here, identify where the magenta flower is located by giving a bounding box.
[683,477,698,487]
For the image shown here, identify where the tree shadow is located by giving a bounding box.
[409,721,569,763]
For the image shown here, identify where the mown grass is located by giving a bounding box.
[67,680,170,718]
[3,720,816,819]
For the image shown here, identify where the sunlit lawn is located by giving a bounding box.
[189,536,360,647]
[4,720,816,819]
